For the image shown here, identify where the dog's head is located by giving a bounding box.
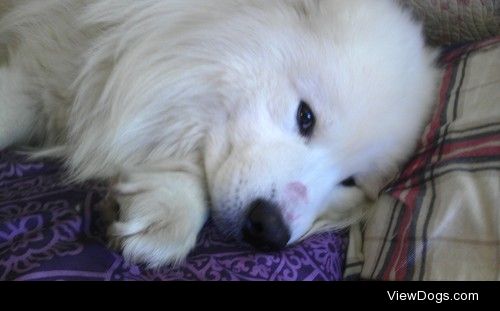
[74,0,438,252]
[200,0,439,250]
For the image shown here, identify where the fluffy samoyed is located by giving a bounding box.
[0,0,439,267]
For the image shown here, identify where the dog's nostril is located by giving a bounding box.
[251,222,264,234]
[242,199,291,251]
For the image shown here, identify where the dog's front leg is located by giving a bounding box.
[108,162,208,268]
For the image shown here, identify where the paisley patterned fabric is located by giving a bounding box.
[0,150,347,281]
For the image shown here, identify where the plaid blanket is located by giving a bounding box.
[346,36,500,281]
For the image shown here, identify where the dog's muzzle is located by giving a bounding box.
[242,199,290,250]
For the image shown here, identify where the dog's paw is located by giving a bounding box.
[106,169,208,268]
[108,216,200,268]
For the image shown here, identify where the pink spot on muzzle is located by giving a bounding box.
[285,210,299,222]
[285,182,308,204]
[280,182,308,223]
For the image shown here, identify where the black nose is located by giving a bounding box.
[242,199,291,251]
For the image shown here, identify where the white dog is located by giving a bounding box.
[0,0,438,267]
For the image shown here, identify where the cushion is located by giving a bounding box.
[347,36,500,281]
[399,0,500,45]
[0,150,347,281]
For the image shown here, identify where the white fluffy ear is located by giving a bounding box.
[356,170,397,201]
[57,1,221,182]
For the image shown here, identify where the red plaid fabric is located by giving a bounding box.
[346,36,500,280]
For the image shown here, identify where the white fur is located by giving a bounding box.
[0,0,439,267]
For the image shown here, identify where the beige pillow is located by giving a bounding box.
[345,37,500,281]
[400,0,500,45]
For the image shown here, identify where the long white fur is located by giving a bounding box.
[0,0,439,267]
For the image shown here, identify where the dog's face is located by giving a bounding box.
[201,0,437,250]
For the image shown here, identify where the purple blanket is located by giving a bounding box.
[0,150,347,281]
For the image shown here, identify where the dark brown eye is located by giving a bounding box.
[297,100,315,137]
[341,176,356,187]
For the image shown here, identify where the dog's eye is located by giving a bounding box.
[297,100,315,137]
[340,176,356,187]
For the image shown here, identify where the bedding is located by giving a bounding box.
[399,0,500,46]
[346,36,500,281]
[0,151,347,281]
